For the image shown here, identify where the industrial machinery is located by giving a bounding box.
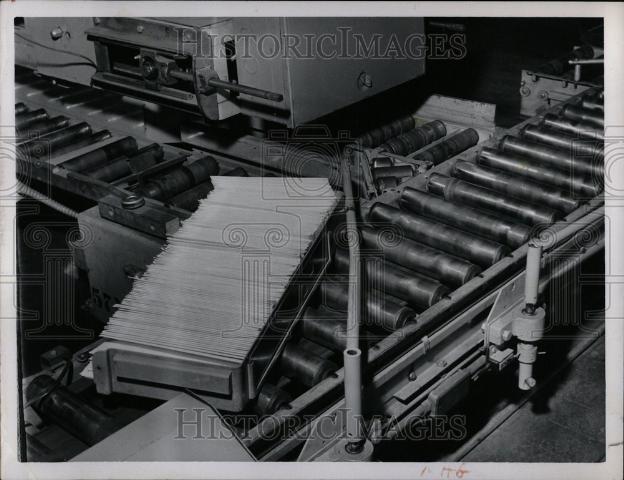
[14,17,605,463]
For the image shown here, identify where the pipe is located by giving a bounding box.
[360,225,481,287]
[368,203,508,267]
[560,104,604,128]
[452,160,579,213]
[541,113,603,140]
[379,121,447,156]
[340,152,364,453]
[524,243,543,311]
[478,147,601,197]
[427,174,559,226]
[343,348,364,451]
[401,187,532,248]
[499,135,602,178]
[521,124,603,159]
[411,128,480,165]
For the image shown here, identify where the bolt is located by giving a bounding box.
[525,377,537,389]
[136,25,144,33]
[50,26,64,41]
[93,17,100,25]
[489,345,498,355]
[502,330,512,341]
[408,371,417,381]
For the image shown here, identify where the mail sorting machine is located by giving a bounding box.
[19,83,604,461]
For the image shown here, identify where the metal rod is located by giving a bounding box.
[61,136,138,172]
[379,121,447,156]
[367,202,508,267]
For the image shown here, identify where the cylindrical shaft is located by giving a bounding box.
[206,77,284,102]
[453,160,579,213]
[26,375,116,446]
[360,225,480,287]
[521,124,603,159]
[16,108,48,129]
[368,202,508,267]
[524,243,543,310]
[61,136,138,172]
[541,113,603,140]
[478,147,601,197]
[280,343,337,387]
[320,279,416,331]
[372,165,414,180]
[18,123,92,158]
[412,128,479,165]
[335,248,449,309]
[500,135,602,178]
[86,158,131,182]
[428,173,559,226]
[301,305,347,351]
[379,120,447,156]
[560,104,604,127]
[400,187,531,248]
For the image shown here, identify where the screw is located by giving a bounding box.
[489,345,498,355]
[50,27,64,41]
[136,25,144,33]
[93,17,100,25]
[408,371,417,381]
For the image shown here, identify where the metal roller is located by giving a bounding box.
[427,173,559,226]
[356,114,416,148]
[17,116,70,141]
[400,187,531,248]
[86,143,164,182]
[581,98,604,112]
[412,128,480,165]
[61,136,138,172]
[499,136,602,177]
[371,157,394,168]
[320,278,416,331]
[521,124,603,159]
[86,158,131,182]
[368,202,507,267]
[334,248,449,309]
[478,147,601,197]
[18,123,93,158]
[26,375,117,446]
[453,160,579,213]
[280,343,337,387]
[373,165,415,179]
[139,156,220,201]
[541,113,603,140]
[379,120,447,156]
[301,305,347,352]
[15,102,28,115]
[560,104,604,128]
[16,108,48,129]
[360,225,480,287]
